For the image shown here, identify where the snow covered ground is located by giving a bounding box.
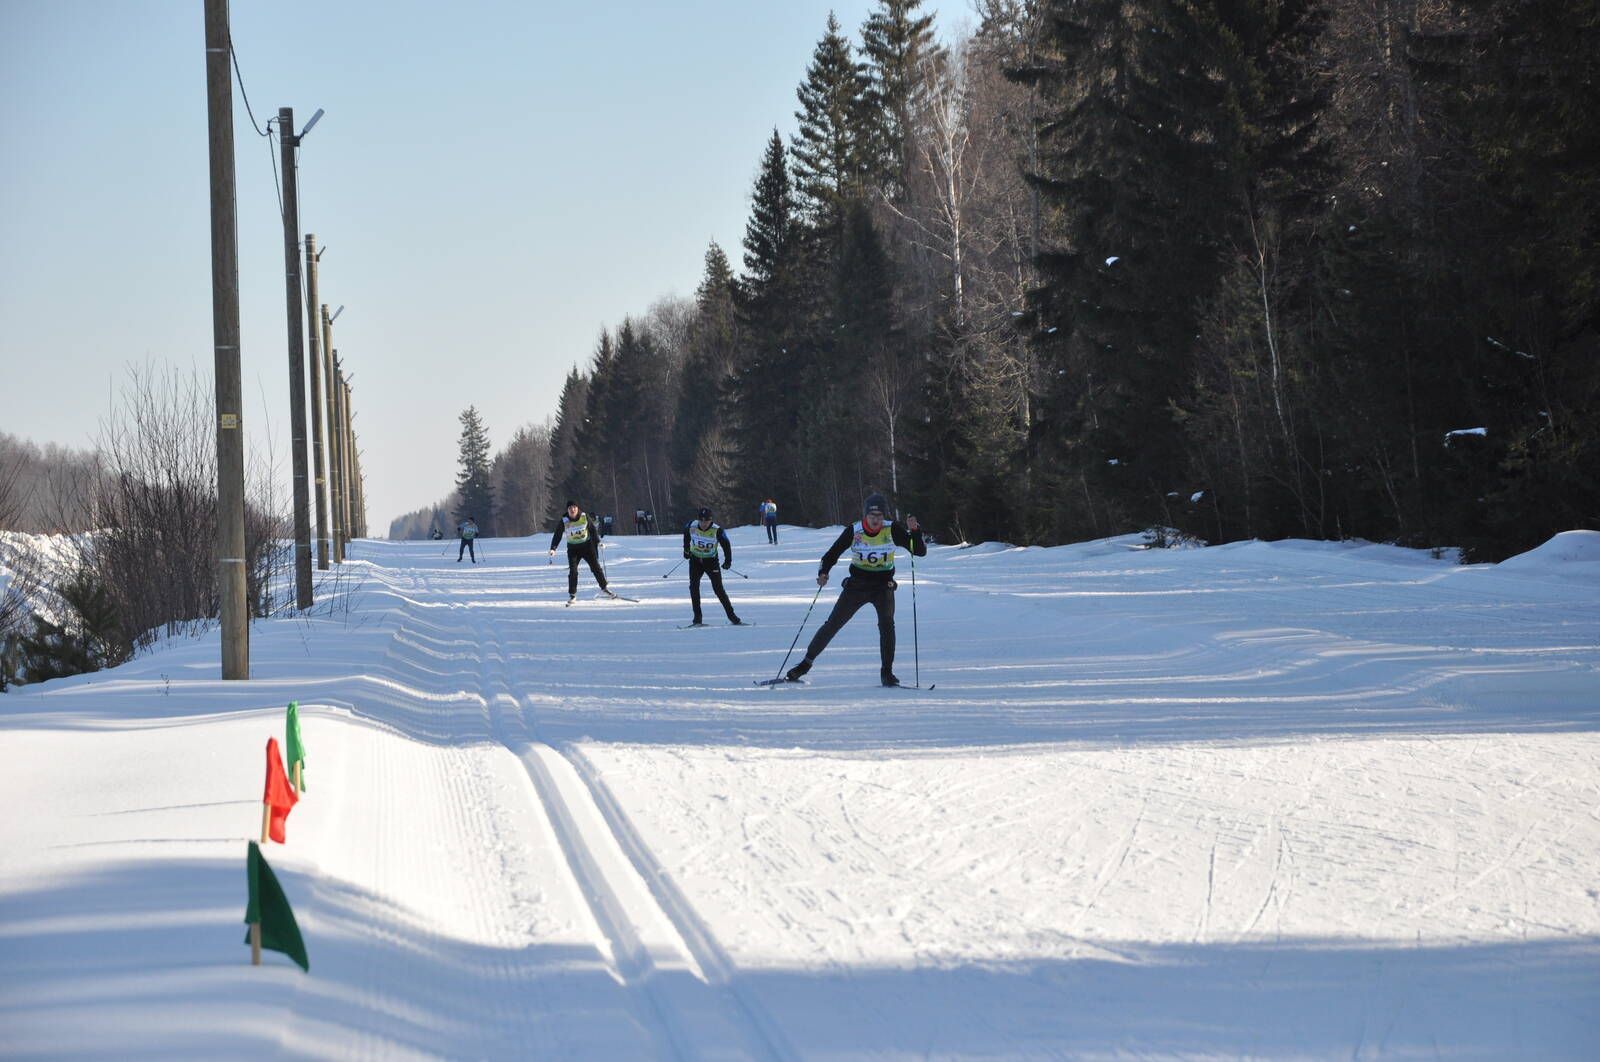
[2,527,1598,1058]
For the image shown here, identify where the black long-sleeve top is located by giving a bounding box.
[550,512,598,552]
[819,521,926,588]
[683,522,733,566]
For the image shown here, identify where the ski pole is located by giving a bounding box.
[662,558,686,579]
[909,525,921,689]
[772,581,825,682]
[728,567,750,579]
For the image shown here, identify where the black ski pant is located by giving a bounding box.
[804,582,895,670]
[689,556,736,622]
[567,540,606,595]
[765,519,778,544]
[458,538,476,562]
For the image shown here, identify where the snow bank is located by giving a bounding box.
[0,529,87,626]
[1498,529,1600,573]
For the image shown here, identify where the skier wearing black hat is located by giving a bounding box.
[785,492,924,686]
[682,507,742,626]
[549,500,616,604]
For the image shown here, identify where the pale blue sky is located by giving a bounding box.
[0,0,949,529]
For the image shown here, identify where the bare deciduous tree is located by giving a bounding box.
[83,364,287,651]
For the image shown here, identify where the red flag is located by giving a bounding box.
[263,737,298,843]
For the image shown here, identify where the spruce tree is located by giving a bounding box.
[454,406,495,532]
[19,568,131,682]
[1399,0,1600,557]
[562,332,616,509]
[1174,0,1333,542]
[609,318,669,519]
[791,14,874,225]
[860,0,944,199]
[672,243,740,513]
[545,367,589,514]
[1017,0,1302,539]
[742,131,799,310]
[832,201,901,499]
[733,132,810,512]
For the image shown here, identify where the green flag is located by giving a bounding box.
[285,701,306,792]
[244,841,309,972]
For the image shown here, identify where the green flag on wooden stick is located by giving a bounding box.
[243,841,309,972]
[286,701,306,792]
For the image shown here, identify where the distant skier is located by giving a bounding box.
[457,516,479,563]
[785,492,924,687]
[760,497,779,544]
[682,507,742,626]
[430,527,443,540]
[549,500,616,603]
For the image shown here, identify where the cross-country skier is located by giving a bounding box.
[457,516,479,563]
[785,492,924,686]
[549,501,615,603]
[760,497,779,544]
[683,507,742,626]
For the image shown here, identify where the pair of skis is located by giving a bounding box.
[566,590,639,606]
[754,676,935,689]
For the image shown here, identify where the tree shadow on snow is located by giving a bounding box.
[2,859,1595,1058]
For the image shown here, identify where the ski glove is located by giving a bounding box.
[683,551,691,559]
[721,559,731,570]
[816,571,829,587]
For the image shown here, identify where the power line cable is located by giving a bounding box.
[230,30,324,389]
[229,36,271,138]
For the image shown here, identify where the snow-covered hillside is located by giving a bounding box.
[3,528,1597,1057]
[0,529,85,628]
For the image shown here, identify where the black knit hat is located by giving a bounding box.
[863,492,888,518]
[565,499,577,509]
[697,507,712,520]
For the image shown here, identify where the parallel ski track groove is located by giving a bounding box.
[562,742,800,1062]
[459,595,791,1060]
[474,613,690,1060]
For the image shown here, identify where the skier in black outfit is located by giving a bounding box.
[682,507,742,626]
[549,500,616,603]
[457,516,479,563]
[786,492,924,686]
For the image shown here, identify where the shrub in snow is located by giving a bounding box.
[17,568,130,683]
[1141,526,1205,550]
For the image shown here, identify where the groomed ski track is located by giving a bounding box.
[3,527,1599,1057]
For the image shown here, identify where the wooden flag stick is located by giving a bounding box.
[260,803,271,844]
[250,921,261,965]
[293,761,302,792]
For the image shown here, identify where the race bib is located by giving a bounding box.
[689,524,720,557]
[850,523,895,571]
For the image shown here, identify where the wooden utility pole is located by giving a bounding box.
[304,237,329,570]
[335,357,353,551]
[204,0,249,679]
[352,424,366,537]
[323,312,344,562]
[333,352,349,558]
[277,108,313,609]
[345,378,362,538]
